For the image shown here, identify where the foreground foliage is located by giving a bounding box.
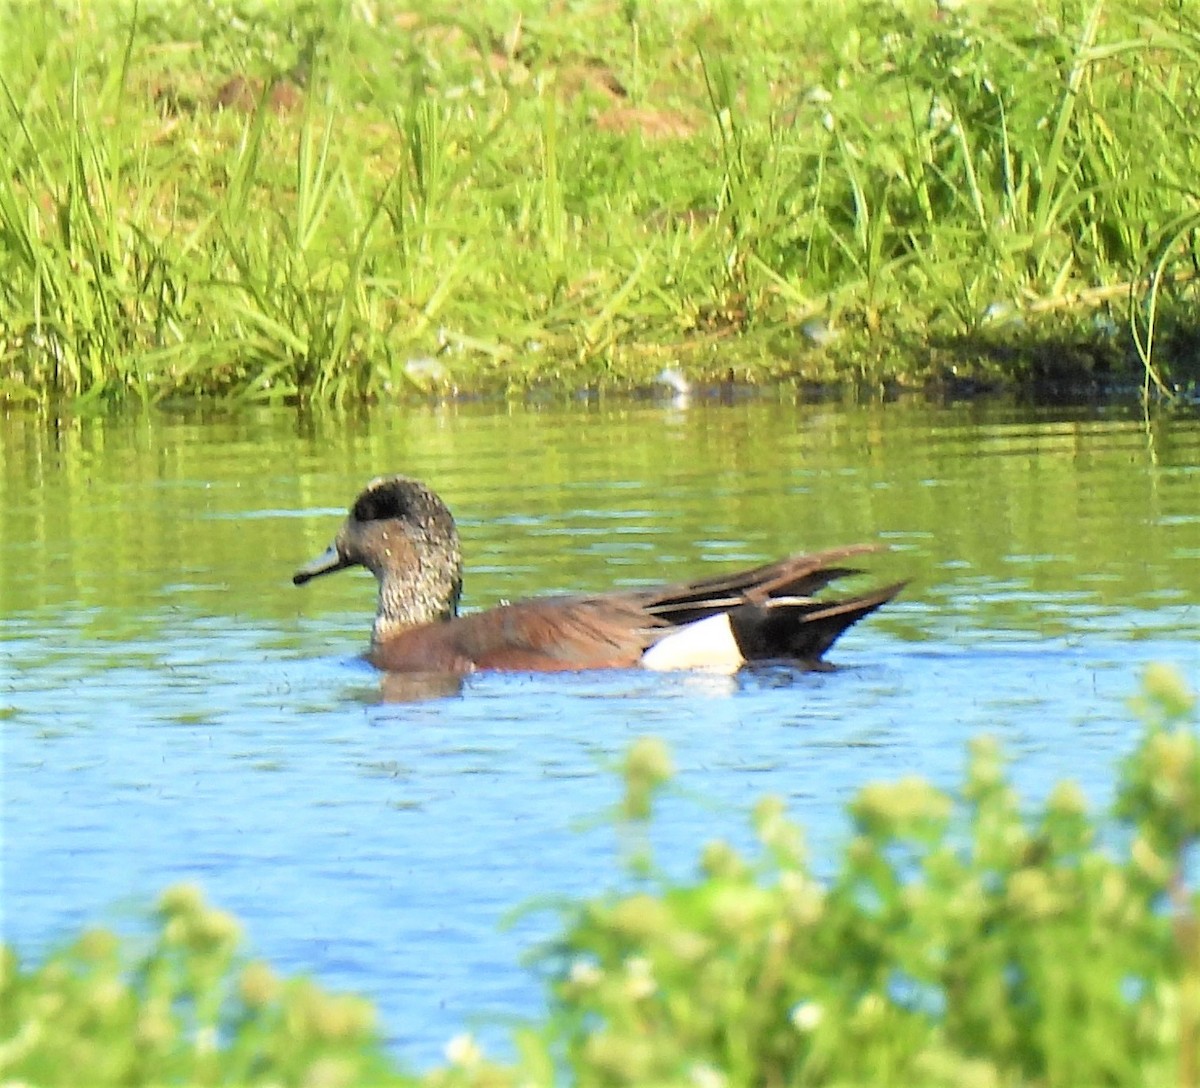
[1,0,1199,404]
[2,666,1197,1086]
[548,667,1199,1087]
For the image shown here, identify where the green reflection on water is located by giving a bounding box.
[1,399,1197,649]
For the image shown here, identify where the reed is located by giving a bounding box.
[0,0,1197,404]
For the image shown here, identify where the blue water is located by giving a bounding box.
[2,397,1197,1069]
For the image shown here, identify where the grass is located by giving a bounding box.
[0,0,1199,405]
[2,666,1197,1086]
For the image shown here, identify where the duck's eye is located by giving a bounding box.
[353,487,407,523]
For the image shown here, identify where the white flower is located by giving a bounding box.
[928,100,954,131]
[690,1062,727,1088]
[569,959,602,988]
[624,956,657,1000]
[790,1000,823,1032]
[444,1032,483,1067]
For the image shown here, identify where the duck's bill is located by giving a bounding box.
[293,544,354,585]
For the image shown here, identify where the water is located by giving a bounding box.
[2,395,1197,1068]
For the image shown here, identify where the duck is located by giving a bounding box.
[293,475,905,675]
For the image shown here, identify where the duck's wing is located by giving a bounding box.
[615,545,881,616]
[368,596,663,673]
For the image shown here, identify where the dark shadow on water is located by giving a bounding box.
[922,323,1200,405]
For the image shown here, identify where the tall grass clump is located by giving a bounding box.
[1,0,1198,402]
[1,667,1197,1085]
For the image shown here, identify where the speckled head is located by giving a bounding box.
[293,476,464,642]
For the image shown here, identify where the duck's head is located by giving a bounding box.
[294,475,464,637]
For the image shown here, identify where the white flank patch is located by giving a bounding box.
[641,613,745,673]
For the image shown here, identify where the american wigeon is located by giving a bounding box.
[294,476,904,674]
